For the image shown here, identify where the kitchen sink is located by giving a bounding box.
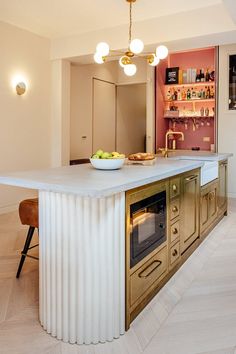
[169,156,218,186]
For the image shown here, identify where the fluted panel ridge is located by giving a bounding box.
[39,190,125,344]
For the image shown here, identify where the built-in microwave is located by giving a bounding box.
[128,187,167,268]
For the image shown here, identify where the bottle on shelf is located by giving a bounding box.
[191,87,197,99]
[200,69,205,82]
[205,68,210,82]
[187,88,191,100]
[210,86,214,99]
[166,90,172,101]
[206,86,210,99]
[182,87,186,100]
[196,70,201,82]
[177,89,182,101]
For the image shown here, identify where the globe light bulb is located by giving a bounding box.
[156,45,168,60]
[124,64,137,76]
[94,52,104,64]
[130,39,144,54]
[119,56,131,68]
[96,42,110,56]
[148,54,160,67]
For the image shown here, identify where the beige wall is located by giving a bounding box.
[218,44,236,197]
[116,84,146,155]
[70,61,118,159]
[0,21,51,213]
[70,58,149,159]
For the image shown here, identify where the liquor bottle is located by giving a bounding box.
[196,70,201,82]
[199,89,203,99]
[210,86,214,99]
[187,88,191,100]
[200,107,205,117]
[166,90,172,101]
[191,87,197,99]
[206,86,210,99]
[177,89,182,101]
[200,69,205,82]
[205,107,209,116]
[182,87,186,100]
[205,68,210,82]
[204,86,208,99]
[174,89,178,101]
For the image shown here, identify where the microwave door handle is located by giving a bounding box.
[138,260,162,278]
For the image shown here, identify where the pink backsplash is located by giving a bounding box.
[156,47,216,151]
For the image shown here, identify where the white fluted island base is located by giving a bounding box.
[38,190,125,345]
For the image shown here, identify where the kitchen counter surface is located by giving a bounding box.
[166,150,233,161]
[0,158,204,197]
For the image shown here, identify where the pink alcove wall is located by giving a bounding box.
[156,47,216,151]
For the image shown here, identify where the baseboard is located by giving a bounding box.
[228,193,236,199]
[0,204,18,215]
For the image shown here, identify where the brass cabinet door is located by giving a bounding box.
[208,184,218,222]
[181,172,200,253]
[200,190,209,234]
[218,160,228,215]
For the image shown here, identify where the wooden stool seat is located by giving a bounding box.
[16,198,39,278]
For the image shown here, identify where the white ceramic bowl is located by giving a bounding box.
[90,158,125,170]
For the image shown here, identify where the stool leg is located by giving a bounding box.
[16,226,35,278]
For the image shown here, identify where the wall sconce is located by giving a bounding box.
[16,82,26,95]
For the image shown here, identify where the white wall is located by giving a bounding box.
[218,44,236,197]
[0,21,51,213]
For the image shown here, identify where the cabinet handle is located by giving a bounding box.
[138,260,162,278]
[172,206,178,212]
[185,175,197,182]
[172,184,177,191]
[172,249,178,257]
[172,227,178,235]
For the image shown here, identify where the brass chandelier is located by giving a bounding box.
[94,0,168,76]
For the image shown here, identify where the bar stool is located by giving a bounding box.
[16,198,39,278]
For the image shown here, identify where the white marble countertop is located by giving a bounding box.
[0,159,205,197]
[166,150,233,161]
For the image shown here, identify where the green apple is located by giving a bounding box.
[91,154,99,159]
[95,149,103,157]
[101,152,110,159]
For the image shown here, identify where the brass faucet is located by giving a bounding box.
[159,131,185,158]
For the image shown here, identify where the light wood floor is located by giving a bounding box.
[1,201,236,354]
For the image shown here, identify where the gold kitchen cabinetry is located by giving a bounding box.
[180,170,200,254]
[200,179,218,235]
[218,160,228,217]
[169,177,181,269]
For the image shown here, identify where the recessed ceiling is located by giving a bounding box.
[0,0,221,39]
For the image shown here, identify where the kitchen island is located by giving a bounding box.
[0,155,231,345]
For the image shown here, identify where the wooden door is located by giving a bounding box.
[181,171,200,253]
[93,79,116,153]
[218,160,227,215]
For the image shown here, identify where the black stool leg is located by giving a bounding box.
[16,226,35,278]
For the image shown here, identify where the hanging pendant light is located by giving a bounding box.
[94,0,168,76]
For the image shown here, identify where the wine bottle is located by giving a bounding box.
[187,89,191,100]
[205,68,210,82]
[200,69,205,82]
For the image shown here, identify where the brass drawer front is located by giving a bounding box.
[170,199,180,220]
[170,220,180,244]
[130,246,167,306]
[170,178,180,199]
[170,242,180,266]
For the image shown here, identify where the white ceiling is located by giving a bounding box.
[0,0,222,39]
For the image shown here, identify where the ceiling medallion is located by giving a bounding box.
[94,0,168,76]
